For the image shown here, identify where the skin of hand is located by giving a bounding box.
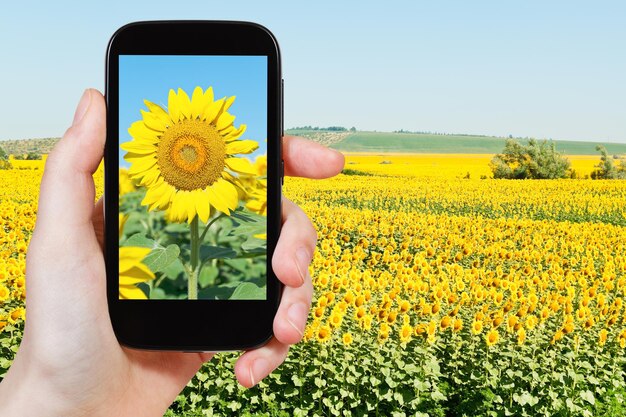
[0,89,344,417]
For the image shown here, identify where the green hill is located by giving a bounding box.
[285,130,626,155]
[0,138,59,156]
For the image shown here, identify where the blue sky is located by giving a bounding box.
[1,1,625,143]
[119,55,267,166]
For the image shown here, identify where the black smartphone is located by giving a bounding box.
[104,21,283,351]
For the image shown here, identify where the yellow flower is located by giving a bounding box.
[119,214,128,238]
[486,329,499,346]
[453,318,463,332]
[400,324,412,344]
[316,325,332,343]
[329,311,343,328]
[122,86,259,223]
[471,320,483,335]
[119,247,156,299]
[7,307,25,324]
[244,156,268,216]
[0,284,10,302]
[599,329,608,346]
[342,332,353,345]
[119,168,136,196]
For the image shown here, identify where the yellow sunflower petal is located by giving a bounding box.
[143,100,172,126]
[137,165,161,187]
[224,124,247,142]
[151,183,176,211]
[168,89,181,123]
[216,112,236,131]
[246,199,264,213]
[141,179,168,207]
[119,247,152,273]
[225,139,259,155]
[182,192,197,224]
[213,178,239,212]
[168,191,188,223]
[194,189,211,224]
[121,140,156,154]
[119,285,148,300]
[128,121,160,141]
[126,156,157,176]
[223,96,236,112]
[203,86,214,103]
[141,109,168,132]
[225,157,258,175]
[202,98,224,123]
[119,214,128,237]
[190,86,205,120]
[205,181,230,214]
[170,191,195,224]
[177,88,192,120]
[120,266,156,285]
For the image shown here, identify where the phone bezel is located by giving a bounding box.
[105,21,283,351]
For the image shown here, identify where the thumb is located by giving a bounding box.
[34,88,106,240]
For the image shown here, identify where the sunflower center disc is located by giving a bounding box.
[156,119,225,191]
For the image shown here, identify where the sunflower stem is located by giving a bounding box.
[189,215,200,300]
[200,213,225,242]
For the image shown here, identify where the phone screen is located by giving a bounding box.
[118,55,268,301]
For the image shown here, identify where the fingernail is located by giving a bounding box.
[251,357,269,387]
[295,247,310,286]
[72,89,92,126]
[287,302,307,337]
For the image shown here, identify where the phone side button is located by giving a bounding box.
[281,159,284,185]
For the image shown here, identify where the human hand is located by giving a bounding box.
[0,89,344,416]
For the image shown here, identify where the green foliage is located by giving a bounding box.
[490,139,570,179]
[341,168,373,176]
[591,145,626,179]
[0,138,59,156]
[328,131,626,155]
[0,145,6,160]
[161,318,626,416]
[120,189,267,300]
[0,160,11,170]
[170,339,449,416]
[13,152,42,161]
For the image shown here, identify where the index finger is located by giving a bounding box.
[283,135,345,178]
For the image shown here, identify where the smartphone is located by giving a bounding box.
[104,21,283,351]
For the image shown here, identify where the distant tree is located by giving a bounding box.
[591,145,626,179]
[26,152,41,160]
[350,126,356,132]
[0,146,10,169]
[490,139,570,179]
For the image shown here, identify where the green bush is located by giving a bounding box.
[490,139,570,179]
[590,145,626,179]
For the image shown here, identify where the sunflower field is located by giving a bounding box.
[1,152,626,416]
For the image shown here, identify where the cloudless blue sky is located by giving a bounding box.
[119,55,267,167]
[1,1,625,143]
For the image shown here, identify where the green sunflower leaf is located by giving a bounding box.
[198,265,218,288]
[229,282,266,300]
[200,245,236,260]
[123,233,158,249]
[143,244,180,272]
